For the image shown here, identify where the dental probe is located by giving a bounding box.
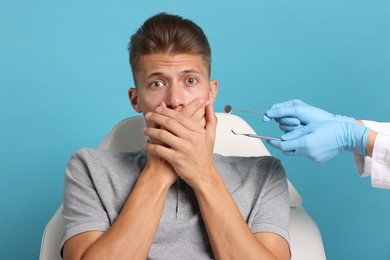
[224,105,266,115]
[231,130,281,141]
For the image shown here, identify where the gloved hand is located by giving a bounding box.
[267,120,370,163]
[263,99,356,132]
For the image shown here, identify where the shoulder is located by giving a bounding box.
[70,148,146,165]
[72,147,143,159]
[66,148,147,180]
[214,153,283,173]
[214,154,286,185]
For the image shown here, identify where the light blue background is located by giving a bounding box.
[1,0,390,259]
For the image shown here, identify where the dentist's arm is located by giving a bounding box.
[263,99,356,131]
[262,99,376,163]
[266,120,370,163]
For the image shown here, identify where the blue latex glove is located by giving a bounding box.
[267,120,369,163]
[263,99,356,132]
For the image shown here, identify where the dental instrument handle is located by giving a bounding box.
[245,133,281,141]
[231,130,281,141]
[233,109,266,115]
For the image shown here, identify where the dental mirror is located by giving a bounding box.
[224,105,265,115]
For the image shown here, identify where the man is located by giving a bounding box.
[61,13,290,259]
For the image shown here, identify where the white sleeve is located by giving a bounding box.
[353,121,390,189]
[360,120,390,133]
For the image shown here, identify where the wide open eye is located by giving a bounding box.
[186,77,198,85]
[150,81,164,88]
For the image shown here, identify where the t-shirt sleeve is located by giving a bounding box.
[250,158,290,243]
[60,150,111,253]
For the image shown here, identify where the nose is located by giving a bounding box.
[166,85,184,111]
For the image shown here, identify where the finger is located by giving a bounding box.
[143,126,182,151]
[275,117,301,126]
[283,150,297,156]
[267,139,301,153]
[182,98,208,128]
[265,107,299,120]
[190,104,207,127]
[267,140,293,152]
[279,123,303,132]
[144,140,176,163]
[146,109,200,136]
[280,125,311,141]
[267,139,282,150]
[265,99,304,119]
[268,99,303,110]
[198,114,207,128]
[159,100,206,128]
[262,114,272,122]
[205,103,217,139]
[181,98,209,118]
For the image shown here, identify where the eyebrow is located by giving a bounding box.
[181,69,202,75]
[144,72,164,81]
[144,69,203,81]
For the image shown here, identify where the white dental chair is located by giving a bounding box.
[40,113,326,260]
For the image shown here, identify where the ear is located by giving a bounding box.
[128,88,142,113]
[209,80,218,104]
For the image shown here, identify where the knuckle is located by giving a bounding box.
[186,134,196,145]
[156,129,165,139]
[181,144,192,154]
[172,152,184,164]
[295,105,304,114]
[154,145,164,155]
[199,118,206,128]
[177,112,187,121]
[182,110,191,117]
[279,143,288,151]
[165,118,176,128]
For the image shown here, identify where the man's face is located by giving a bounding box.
[129,53,218,125]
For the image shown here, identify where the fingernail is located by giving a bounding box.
[145,112,152,119]
[198,98,205,104]
[155,106,162,112]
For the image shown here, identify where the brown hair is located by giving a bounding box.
[128,13,211,86]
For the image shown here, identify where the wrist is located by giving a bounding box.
[186,166,220,192]
[334,114,356,124]
[365,130,378,157]
[144,160,177,187]
[347,123,370,156]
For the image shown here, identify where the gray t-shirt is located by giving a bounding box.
[61,148,290,259]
